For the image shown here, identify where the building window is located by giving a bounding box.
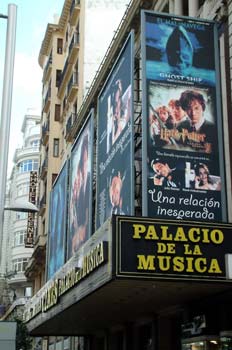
[31,139,40,148]
[56,69,62,87]
[57,38,63,54]
[53,139,59,157]
[55,104,61,121]
[18,159,38,173]
[17,183,29,196]
[14,230,27,246]
[13,258,29,272]
[15,212,28,220]
[52,173,58,185]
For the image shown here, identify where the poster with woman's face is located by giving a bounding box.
[47,162,67,280]
[67,114,93,260]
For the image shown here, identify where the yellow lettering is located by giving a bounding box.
[157,256,171,271]
[160,226,173,240]
[133,224,146,239]
[145,225,159,240]
[210,230,224,244]
[157,242,166,253]
[193,245,202,255]
[195,258,207,273]
[174,227,188,242]
[173,256,185,272]
[188,228,200,242]
[208,259,222,273]
[137,255,155,270]
[202,228,210,243]
[186,257,194,272]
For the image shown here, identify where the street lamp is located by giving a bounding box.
[0,4,17,239]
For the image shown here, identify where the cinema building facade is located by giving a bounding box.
[24,0,232,349]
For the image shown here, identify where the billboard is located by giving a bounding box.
[96,31,134,229]
[142,11,227,222]
[47,162,68,280]
[115,216,232,282]
[67,111,94,259]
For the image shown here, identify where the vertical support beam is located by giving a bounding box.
[188,0,199,17]
[169,0,175,14]
[174,0,183,15]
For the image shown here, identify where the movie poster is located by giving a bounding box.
[96,31,134,229]
[47,162,68,280]
[67,112,93,260]
[142,11,226,222]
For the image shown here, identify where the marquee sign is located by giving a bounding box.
[115,216,232,281]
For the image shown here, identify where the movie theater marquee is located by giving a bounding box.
[115,216,232,281]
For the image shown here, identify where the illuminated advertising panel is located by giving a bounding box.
[115,216,232,281]
[67,111,94,260]
[96,31,134,229]
[47,162,68,280]
[142,11,227,222]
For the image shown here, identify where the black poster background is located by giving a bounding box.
[96,33,134,229]
[142,12,225,222]
[47,162,67,280]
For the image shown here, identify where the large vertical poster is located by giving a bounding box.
[96,31,134,229]
[47,162,67,280]
[67,112,93,259]
[142,11,227,222]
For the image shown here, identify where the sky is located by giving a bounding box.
[0,0,64,176]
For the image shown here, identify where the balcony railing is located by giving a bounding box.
[43,87,51,113]
[13,146,40,162]
[68,32,80,63]
[41,122,49,145]
[40,157,48,179]
[70,0,80,26]
[67,72,78,103]
[66,112,77,139]
[39,194,46,216]
[43,52,52,82]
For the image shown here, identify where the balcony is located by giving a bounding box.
[67,72,78,103]
[68,32,80,64]
[41,122,49,146]
[70,0,80,26]
[40,156,48,180]
[39,194,46,216]
[43,53,52,83]
[13,146,39,163]
[43,87,51,113]
[57,58,72,98]
[65,112,77,141]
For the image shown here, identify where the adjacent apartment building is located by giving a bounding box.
[0,112,40,320]
[24,0,232,349]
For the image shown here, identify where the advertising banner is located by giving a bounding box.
[47,162,68,280]
[96,31,134,229]
[142,11,226,222]
[67,111,94,259]
[115,216,232,281]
